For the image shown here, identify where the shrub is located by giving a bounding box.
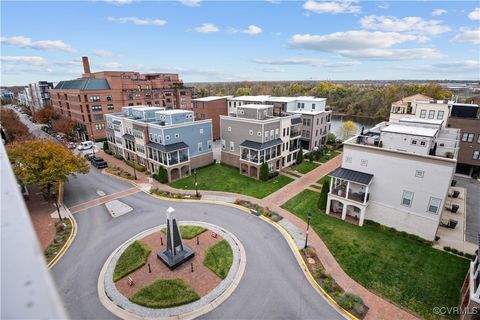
[318,180,329,210]
[113,153,124,160]
[105,149,113,155]
[259,162,269,181]
[268,171,279,179]
[125,159,146,172]
[155,166,168,183]
[296,148,304,164]
[103,140,109,151]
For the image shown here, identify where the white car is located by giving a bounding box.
[77,141,94,151]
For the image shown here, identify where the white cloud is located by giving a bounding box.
[360,15,450,35]
[107,16,167,26]
[377,2,388,9]
[93,49,113,57]
[468,8,480,20]
[266,0,281,4]
[432,9,447,16]
[103,0,136,4]
[433,60,480,72]
[254,57,360,68]
[241,25,263,35]
[395,60,480,77]
[260,66,285,73]
[303,0,360,14]
[0,56,47,65]
[0,36,76,53]
[451,27,480,44]
[194,23,220,33]
[178,0,202,6]
[289,31,442,60]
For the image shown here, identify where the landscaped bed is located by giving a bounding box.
[113,240,151,282]
[292,161,320,174]
[234,199,283,222]
[150,187,201,200]
[281,190,471,320]
[318,150,341,163]
[169,164,293,199]
[203,239,233,279]
[129,278,200,308]
[105,165,134,180]
[45,219,73,264]
[161,225,207,239]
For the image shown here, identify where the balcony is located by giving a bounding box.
[331,184,370,203]
[328,167,374,205]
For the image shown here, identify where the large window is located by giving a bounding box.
[427,197,441,214]
[437,110,444,120]
[91,105,102,111]
[401,191,414,207]
[473,151,480,160]
[93,114,104,121]
[428,110,435,119]
[229,141,234,152]
[419,109,427,118]
[462,133,474,143]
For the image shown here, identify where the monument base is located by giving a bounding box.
[157,245,195,270]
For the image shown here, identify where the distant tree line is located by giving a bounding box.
[192,81,458,118]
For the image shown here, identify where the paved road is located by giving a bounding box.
[5,104,59,142]
[454,175,480,243]
[52,168,343,320]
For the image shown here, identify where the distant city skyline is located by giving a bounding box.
[1,0,479,86]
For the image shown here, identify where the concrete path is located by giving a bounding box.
[454,175,480,243]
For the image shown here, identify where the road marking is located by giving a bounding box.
[68,187,140,214]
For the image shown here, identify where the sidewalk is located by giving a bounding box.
[97,150,418,320]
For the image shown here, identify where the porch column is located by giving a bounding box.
[346,181,350,199]
[167,152,170,166]
[329,178,333,193]
[177,150,180,164]
[364,185,369,204]
[187,148,190,161]
[341,201,347,220]
[359,207,366,226]
[326,196,331,215]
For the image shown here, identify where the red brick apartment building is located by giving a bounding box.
[49,57,191,140]
[190,96,231,140]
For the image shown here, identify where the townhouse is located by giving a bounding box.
[326,118,460,240]
[220,104,302,179]
[106,106,213,182]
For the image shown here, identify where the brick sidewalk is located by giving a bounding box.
[25,185,58,251]
[97,150,418,320]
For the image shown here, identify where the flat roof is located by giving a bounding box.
[381,124,438,137]
[399,118,443,125]
[289,110,326,115]
[155,109,192,114]
[228,95,271,102]
[129,106,165,112]
[192,96,232,102]
[238,104,272,110]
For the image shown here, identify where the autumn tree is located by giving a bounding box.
[235,87,252,96]
[34,106,58,126]
[337,120,357,141]
[52,118,77,141]
[0,108,33,142]
[7,140,89,195]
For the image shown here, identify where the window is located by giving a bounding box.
[401,191,414,207]
[275,128,279,138]
[149,133,153,140]
[473,151,480,160]
[91,105,102,111]
[360,159,368,166]
[229,141,234,152]
[420,110,427,118]
[428,110,435,119]
[249,130,253,136]
[107,104,114,110]
[89,96,100,102]
[346,156,352,163]
[228,126,231,132]
[165,135,170,141]
[175,133,179,138]
[94,114,104,121]
[200,128,204,134]
[106,96,112,102]
[207,140,212,149]
[462,133,474,143]
[198,142,203,152]
[95,124,105,130]
[427,197,441,214]
[312,103,315,110]
[411,139,417,145]
[264,131,269,142]
[437,110,444,120]
[415,170,424,178]
[221,140,226,149]
[257,131,261,137]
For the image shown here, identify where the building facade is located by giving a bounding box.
[190,96,232,140]
[50,57,192,140]
[23,81,54,114]
[327,119,460,240]
[220,104,301,179]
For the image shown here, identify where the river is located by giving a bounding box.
[330,115,385,136]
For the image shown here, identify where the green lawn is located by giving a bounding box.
[169,164,293,199]
[113,241,151,282]
[129,279,200,308]
[292,161,320,174]
[281,190,470,320]
[319,150,341,163]
[203,240,233,279]
[161,225,207,239]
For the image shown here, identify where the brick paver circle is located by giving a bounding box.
[98,221,245,319]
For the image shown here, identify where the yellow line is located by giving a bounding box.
[47,216,75,268]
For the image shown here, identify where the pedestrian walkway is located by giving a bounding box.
[68,187,140,214]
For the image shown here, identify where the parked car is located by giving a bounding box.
[91,157,107,169]
[67,142,76,149]
[77,141,94,151]
[84,153,96,161]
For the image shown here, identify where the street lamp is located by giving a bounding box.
[131,156,137,180]
[304,212,312,249]
[51,190,63,221]
[193,169,199,198]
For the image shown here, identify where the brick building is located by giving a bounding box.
[49,57,191,140]
[190,96,231,140]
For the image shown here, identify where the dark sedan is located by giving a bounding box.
[90,157,108,169]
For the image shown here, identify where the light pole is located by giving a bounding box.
[193,169,199,198]
[131,156,137,180]
[52,190,63,221]
[304,212,312,249]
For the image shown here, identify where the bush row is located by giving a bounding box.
[443,247,477,260]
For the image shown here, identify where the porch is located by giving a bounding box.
[239,139,283,180]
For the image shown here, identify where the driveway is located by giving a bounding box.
[454,175,480,243]
[51,170,344,320]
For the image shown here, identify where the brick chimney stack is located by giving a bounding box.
[82,56,91,74]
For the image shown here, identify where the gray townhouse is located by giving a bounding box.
[220,104,301,179]
[106,106,213,182]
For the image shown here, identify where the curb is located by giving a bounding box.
[47,182,78,269]
[97,222,246,320]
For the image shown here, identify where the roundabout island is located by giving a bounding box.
[99,207,245,319]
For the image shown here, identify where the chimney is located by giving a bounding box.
[82,56,91,74]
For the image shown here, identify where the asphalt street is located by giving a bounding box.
[52,167,344,320]
[454,175,480,243]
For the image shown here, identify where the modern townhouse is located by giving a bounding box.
[220,104,301,179]
[388,93,432,123]
[326,118,460,240]
[227,95,272,115]
[190,96,232,140]
[106,106,213,182]
[389,96,452,126]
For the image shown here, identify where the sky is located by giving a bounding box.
[1,0,479,86]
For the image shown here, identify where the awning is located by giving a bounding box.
[239,138,283,150]
[146,141,189,152]
[291,117,302,125]
[329,167,373,185]
[122,134,135,141]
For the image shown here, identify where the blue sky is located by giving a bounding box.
[1,0,479,86]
